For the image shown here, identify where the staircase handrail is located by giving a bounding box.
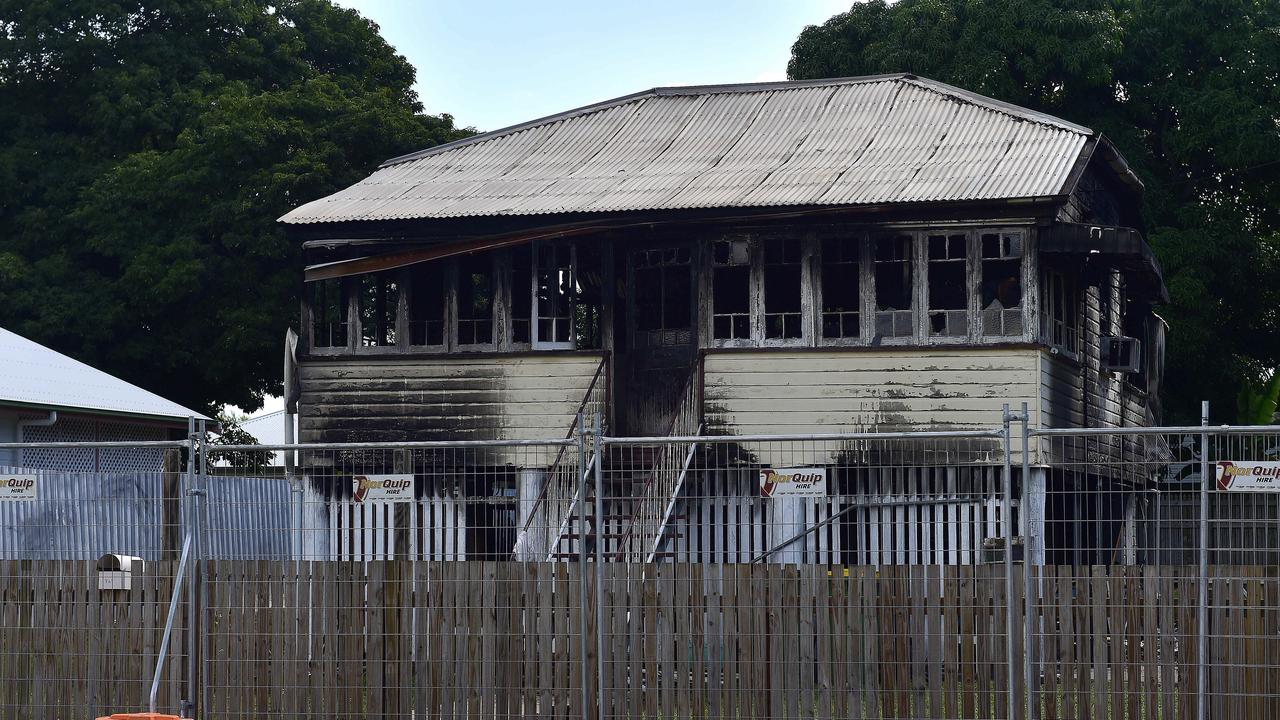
[614,354,703,561]
[513,355,607,554]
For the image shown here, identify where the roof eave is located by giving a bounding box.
[0,399,211,425]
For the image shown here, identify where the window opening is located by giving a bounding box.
[712,239,751,340]
[359,272,398,347]
[1043,270,1079,354]
[457,254,494,346]
[980,231,1023,337]
[926,233,968,337]
[409,263,446,347]
[633,247,692,347]
[510,246,533,345]
[981,232,1024,336]
[763,238,802,339]
[535,243,575,347]
[310,278,347,348]
[821,238,861,340]
[571,243,603,350]
[874,234,915,338]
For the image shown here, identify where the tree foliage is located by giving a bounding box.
[0,0,468,414]
[789,0,1280,422]
[1237,370,1280,425]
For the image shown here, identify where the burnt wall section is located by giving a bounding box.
[298,352,605,444]
[701,347,1039,464]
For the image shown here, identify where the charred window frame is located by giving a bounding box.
[761,238,804,342]
[818,236,865,344]
[456,253,497,349]
[1042,269,1080,357]
[570,242,604,350]
[925,232,971,340]
[358,271,401,349]
[979,230,1025,338]
[308,278,349,352]
[508,246,534,348]
[533,241,576,350]
[872,233,916,340]
[408,261,449,351]
[710,237,752,344]
[631,245,693,349]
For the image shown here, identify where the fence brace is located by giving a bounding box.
[149,533,192,714]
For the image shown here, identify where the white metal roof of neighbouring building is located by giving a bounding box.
[237,409,295,446]
[282,74,1134,225]
[0,327,210,422]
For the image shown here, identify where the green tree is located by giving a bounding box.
[0,0,468,414]
[789,0,1280,423]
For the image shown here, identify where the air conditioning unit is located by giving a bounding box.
[1101,336,1142,373]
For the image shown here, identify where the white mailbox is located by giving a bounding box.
[97,554,144,591]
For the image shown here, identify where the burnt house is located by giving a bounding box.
[281,75,1166,565]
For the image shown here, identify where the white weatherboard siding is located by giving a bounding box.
[703,348,1040,431]
[702,348,1041,465]
[298,353,604,445]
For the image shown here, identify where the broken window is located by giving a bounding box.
[821,238,861,340]
[457,254,494,346]
[535,243,575,348]
[927,233,969,337]
[572,243,604,349]
[359,272,399,347]
[874,234,915,338]
[980,231,1024,337]
[712,238,751,340]
[763,238,803,339]
[408,262,446,347]
[633,246,692,347]
[509,246,533,345]
[1043,270,1079,354]
[310,279,348,348]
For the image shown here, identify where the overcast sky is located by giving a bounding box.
[332,0,850,132]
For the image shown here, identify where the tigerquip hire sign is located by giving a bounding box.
[0,474,38,501]
[758,467,827,498]
[1215,461,1280,492]
[351,474,414,502]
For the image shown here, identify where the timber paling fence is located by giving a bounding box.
[0,561,1276,719]
[2,415,1280,719]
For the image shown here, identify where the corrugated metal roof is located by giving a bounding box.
[0,327,210,421]
[280,74,1095,225]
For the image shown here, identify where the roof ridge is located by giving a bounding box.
[379,74,919,169]
[902,77,1093,134]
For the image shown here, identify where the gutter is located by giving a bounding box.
[15,410,57,467]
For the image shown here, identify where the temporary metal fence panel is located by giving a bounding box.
[0,440,193,719]
[6,418,1280,719]
[1028,421,1280,720]
[202,439,582,715]
[596,428,1018,720]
